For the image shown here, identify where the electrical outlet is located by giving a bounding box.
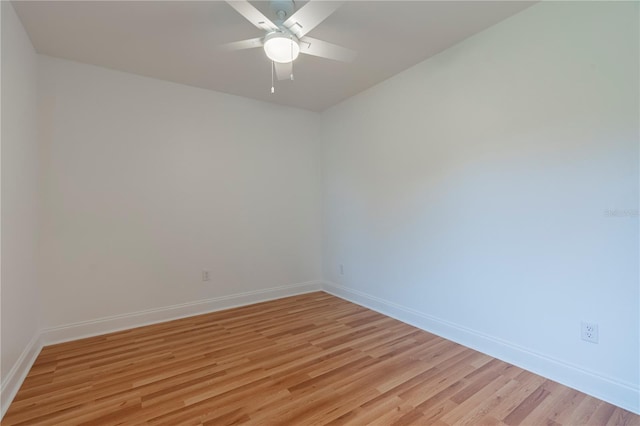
[581,322,599,343]
[339,264,344,276]
[202,270,210,282]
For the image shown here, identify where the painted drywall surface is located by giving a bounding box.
[38,56,322,328]
[1,1,41,382]
[322,0,638,398]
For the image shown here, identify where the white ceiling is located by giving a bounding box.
[13,1,534,112]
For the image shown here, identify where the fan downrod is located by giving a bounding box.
[270,0,295,23]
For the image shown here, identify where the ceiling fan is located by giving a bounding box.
[222,0,356,82]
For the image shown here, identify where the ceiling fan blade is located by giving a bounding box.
[299,37,356,62]
[219,37,264,52]
[225,1,279,32]
[274,61,293,81]
[283,1,344,39]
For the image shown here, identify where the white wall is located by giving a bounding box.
[322,1,639,413]
[38,56,322,331]
[1,0,42,413]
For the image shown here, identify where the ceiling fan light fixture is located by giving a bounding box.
[264,32,300,63]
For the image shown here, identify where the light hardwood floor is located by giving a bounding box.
[4,292,638,425]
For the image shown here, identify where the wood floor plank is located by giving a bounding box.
[3,292,638,425]
[502,384,551,425]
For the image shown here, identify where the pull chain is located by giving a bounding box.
[290,35,294,81]
[271,60,275,94]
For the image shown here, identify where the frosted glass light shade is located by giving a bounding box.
[264,34,300,63]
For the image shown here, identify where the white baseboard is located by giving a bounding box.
[41,280,323,345]
[322,281,639,415]
[1,333,43,419]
